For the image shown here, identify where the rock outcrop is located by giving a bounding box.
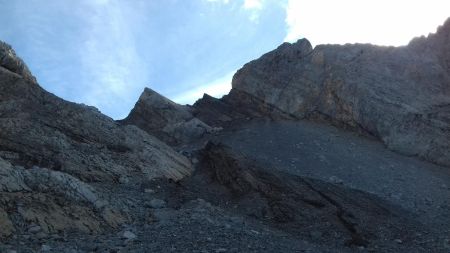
[122,88,217,146]
[0,40,192,239]
[195,18,450,167]
[0,45,192,182]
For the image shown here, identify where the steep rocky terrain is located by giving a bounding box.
[0,41,191,245]
[1,19,450,253]
[121,88,217,146]
[194,18,450,167]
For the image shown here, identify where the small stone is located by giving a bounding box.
[36,232,49,239]
[149,198,166,209]
[28,225,42,233]
[122,231,137,240]
[41,244,51,251]
[118,176,130,184]
[394,239,403,244]
[215,248,227,253]
[329,176,343,184]
[144,188,155,193]
[6,250,17,253]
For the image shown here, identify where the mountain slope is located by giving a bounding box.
[195,18,450,167]
[0,41,192,238]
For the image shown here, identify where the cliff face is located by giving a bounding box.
[221,18,450,166]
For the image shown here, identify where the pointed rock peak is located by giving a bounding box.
[0,41,36,82]
[137,87,181,110]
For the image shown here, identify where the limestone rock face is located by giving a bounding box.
[122,88,214,146]
[224,19,450,167]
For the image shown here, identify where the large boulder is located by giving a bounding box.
[220,18,450,167]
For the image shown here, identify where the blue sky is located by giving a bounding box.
[1,0,448,119]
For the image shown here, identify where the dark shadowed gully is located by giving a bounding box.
[1,19,450,253]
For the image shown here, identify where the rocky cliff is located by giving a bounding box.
[1,18,450,253]
[199,18,450,167]
[0,41,191,238]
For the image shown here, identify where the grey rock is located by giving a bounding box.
[41,244,51,252]
[121,87,214,146]
[149,198,167,209]
[0,207,14,239]
[329,176,344,185]
[0,41,36,82]
[122,230,137,240]
[27,225,42,234]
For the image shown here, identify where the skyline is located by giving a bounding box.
[1,0,449,119]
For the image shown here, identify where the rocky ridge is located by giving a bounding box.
[200,18,450,167]
[1,18,450,253]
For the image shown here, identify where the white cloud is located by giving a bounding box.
[284,0,450,46]
[172,71,234,105]
[242,0,264,23]
[205,0,230,4]
[243,0,263,10]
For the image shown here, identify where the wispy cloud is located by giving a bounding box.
[79,0,146,118]
[172,71,233,105]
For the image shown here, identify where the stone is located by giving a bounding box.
[122,231,137,240]
[144,188,155,193]
[329,176,344,185]
[0,208,14,239]
[41,244,51,251]
[27,225,42,234]
[149,198,167,209]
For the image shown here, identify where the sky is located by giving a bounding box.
[0,0,449,119]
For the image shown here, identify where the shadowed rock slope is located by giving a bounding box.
[194,18,450,167]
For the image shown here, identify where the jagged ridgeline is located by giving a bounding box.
[0,18,449,253]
